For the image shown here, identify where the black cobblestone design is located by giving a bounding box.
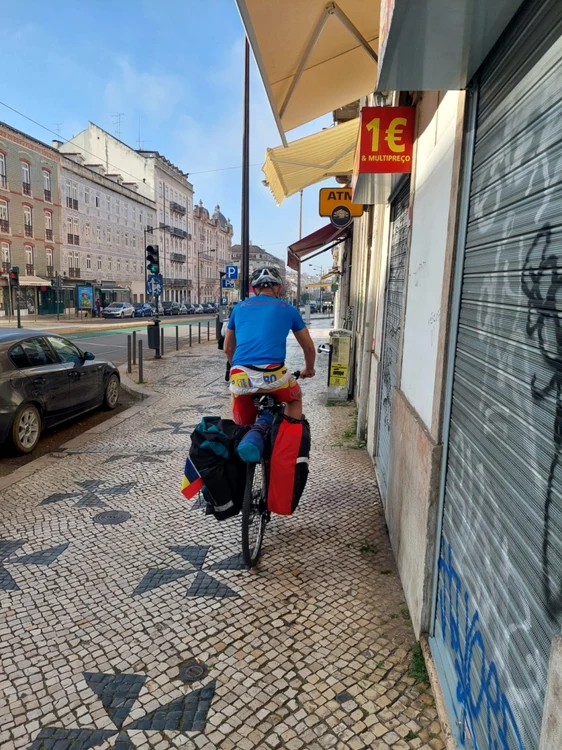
[0,567,19,591]
[186,571,238,599]
[41,492,75,506]
[171,544,210,569]
[92,511,131,526]
[84,672,147,728]
[8,544,69,565]
[40,481,136,508]
[75,493,106,508]
[28,727,117,749]
[149,421,193,434]
[113,732,136,750]
[127,682,216,732]
[133,568,195,596]
[0,540,24,560]
[335,690,354,704]
[208,552,246,571]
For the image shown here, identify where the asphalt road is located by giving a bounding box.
[68,316,218,366]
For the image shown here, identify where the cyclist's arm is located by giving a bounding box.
[224,328,236,362]
[293,327,316,378]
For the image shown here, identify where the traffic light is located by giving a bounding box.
[9,266,19,286]
[146,245,160,274]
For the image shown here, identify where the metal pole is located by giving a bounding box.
[189,324,192,347]
[198,321,201,344]
[154,293,161,360]
[240,37,250,300]
[144,228,148,304]
[55,272,60,321]
[132,331,137,364]
[138,340,144,383]
[207,321,210,341]
[297,189,303,306]
[127,335,132,373]
[160,327,164,356]
[16,278,21,329]
[176,325,179,351]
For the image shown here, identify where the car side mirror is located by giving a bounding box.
[83,351,96,361]
[318,343,331,354]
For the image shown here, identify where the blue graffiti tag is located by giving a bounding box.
[438,542,525,750]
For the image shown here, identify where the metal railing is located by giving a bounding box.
[1,261,10,274]
[24,224,33,237]
[0,219,9,233]
[0,175,6,188]
[170,252,186,263]
[46,265,54,277]
[44,189,51,202]
[69,267,81,278]
[26,264,34,276]
[170,201,187,215]
[73,234,80,245]
[170,227,188,239]
[22,182,31,196]
[46,228,53,241]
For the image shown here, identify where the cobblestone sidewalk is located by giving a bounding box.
[0,325,444,750]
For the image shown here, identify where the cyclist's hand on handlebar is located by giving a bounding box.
[299,367,316,379]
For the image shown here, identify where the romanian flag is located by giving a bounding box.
[181,456,204,500]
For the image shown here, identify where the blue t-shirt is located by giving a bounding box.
[228,297,306,366]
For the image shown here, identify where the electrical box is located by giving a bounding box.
[327,328,352,400]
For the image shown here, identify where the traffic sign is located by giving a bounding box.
[225,265,238,280]
[147,274,163,296]
[319,188,363,218]
[222,278,235,289]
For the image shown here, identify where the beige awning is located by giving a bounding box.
[236,0,379,141]
[0,275,50,287]
[263,119,359,204]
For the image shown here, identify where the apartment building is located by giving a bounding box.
[0,122,61,317]
[192,201,234,303]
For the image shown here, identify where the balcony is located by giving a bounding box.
[44,189,51,202]
[0,175,6,188]
[69,267,81,278]
[170,252,186,263]
[1,262,10,274]
[46,228,53,241]
[46,265,54,278]
[24,224,33,238]
[74,234,80,245]
[170,201,187,216]
[0,219,9,233]
[66,197,78,209]
[22,182,31,196]
[163,277,189,286]
[67,233,74,244]
[26,264,34,276]
[170,227,188,239]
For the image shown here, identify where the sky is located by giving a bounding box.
[1,0,335,275]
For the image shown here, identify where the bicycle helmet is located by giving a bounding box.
[250,266,283,289]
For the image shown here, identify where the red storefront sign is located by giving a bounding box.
[355,106,415,174]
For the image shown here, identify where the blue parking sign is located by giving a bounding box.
[225,265,238,280]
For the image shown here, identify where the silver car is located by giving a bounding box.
[102,302,135,318]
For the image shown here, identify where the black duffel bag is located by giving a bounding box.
[189,417,250,520]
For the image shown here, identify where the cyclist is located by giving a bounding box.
[224,267,316,424]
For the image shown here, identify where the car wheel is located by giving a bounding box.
[12,403,41,454]
[120,311,124,318]
[103,374,120,410]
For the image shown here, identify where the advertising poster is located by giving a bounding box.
[77,286,93,311]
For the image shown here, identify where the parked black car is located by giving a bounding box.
[0,329,120,455]
[161,301,181,316]
[203,304,217,314]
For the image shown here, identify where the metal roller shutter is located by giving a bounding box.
[376,180,410,498]
[431,0,562,747]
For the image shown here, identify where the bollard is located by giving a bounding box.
[132,331,137,365]
[189,324,192,347]
[161,327,164,356]
[127,335,132,374]
[176,325,179,351]
[138,341,144,383]
[198,321,201,344]
[207,321,210,341]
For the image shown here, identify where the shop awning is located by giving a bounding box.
[236,0,379,141]
[263,118,359,205]
[14,275,51,288]
[287,223,350,271]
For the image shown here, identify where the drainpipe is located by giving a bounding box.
[357,204,380,441]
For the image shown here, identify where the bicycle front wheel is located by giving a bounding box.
[241,462,267,569]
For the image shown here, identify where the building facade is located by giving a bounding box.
[61,123,194,303]
[0,122,62,317]
[192,201,234,303]
[230,243,287,298]
[59,152,155,307]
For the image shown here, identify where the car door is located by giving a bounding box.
[10,338,71,426]
[45,336,103,411]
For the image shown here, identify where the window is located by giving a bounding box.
[46,247,53,267]
[96,225,101,241]
[117,259,121,272]
[44,211,53,231]
[0,153,6,188]
[115,199,120,216]
[126,260,129,273]
[116,230,121,245]
[9,344,29,369]
[132,236,136,248]
[73,218,79,244]
[85,188,90,204]
[1,241,10,265]
[46,336,83,365]
[23,205,33,236]
[106,195,110,211]
[95,194,100,208]
[25,245,33,268]
[21,161,30,188]
[159,181,163,197]
[108,257,112,271]
[132,206,136,223]
[133,261,137,273]
[125,233,129,246]
[97,256,102,270]
[67,217,73,241]
[85,222,90,238]
[139,210,143,227]
[0,199,9,229]
[86,254,91,270]
[124,204,128,219]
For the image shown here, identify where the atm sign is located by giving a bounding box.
[319,188,364,218]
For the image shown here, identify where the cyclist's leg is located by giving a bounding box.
[272,379,303,420]
[232,393,257,425]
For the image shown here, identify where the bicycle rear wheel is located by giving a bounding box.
[241,462,267,568]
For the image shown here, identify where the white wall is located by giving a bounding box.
[400,91,460,430]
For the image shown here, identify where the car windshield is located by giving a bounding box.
[107,303,122,309]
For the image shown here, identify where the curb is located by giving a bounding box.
[420,635,458,750]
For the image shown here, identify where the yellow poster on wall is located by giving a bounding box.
[329,363,349,387]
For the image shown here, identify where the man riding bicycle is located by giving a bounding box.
[224,267,316,425]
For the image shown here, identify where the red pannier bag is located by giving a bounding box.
[267,414,311,515]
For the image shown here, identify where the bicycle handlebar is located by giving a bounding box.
[293,371,301,379]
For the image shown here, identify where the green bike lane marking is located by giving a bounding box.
[69,317,217,339]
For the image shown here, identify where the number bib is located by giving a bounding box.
[229,365,290,395]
